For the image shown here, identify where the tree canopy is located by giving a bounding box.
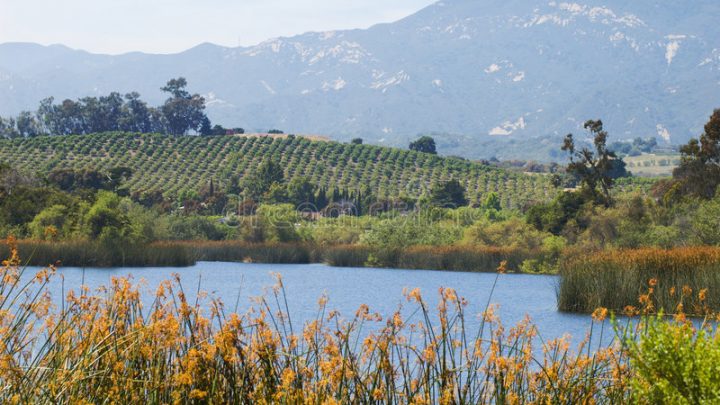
[672,109,720,199]
[429,179,468,208]
[409,136,437,154]
[0,78,212,138]
[562,120,628,206]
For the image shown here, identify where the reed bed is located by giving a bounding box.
[321,245,372,267]
[397,246,532,273]
[0,241,634,404]
[0,240,195,267]
[558,247,720,313]
[187,241,315,264]
[4,240,720,403]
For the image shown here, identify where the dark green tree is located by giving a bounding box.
[351,138,363,145]
[210,125,227,135]
[429,179,467,208]
[287,177,316,206]
[160,77,207,135]
[243,159,285,200]
[119,92,153,133]
[199,116,213,136]
[672,109,720,199]
[409,136,437,154]
[562,119,628,207]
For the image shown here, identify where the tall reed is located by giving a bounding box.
[558,247,720,313]
[187,241,314,264]
[0,240,195,267]
[321,244,372,267]
[0,241,630,403]
[397,245,532,272]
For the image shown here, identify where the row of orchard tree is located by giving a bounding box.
[0,78,231,138]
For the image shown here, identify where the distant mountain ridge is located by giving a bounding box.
[1,0,719,159]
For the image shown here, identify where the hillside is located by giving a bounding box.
[0,133,556,208]
[1,0,719,160]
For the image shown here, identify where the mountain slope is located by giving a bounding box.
[1,0,719,158]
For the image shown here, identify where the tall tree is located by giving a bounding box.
[562,119,627,206]
[672,109,720,199]
[119,92,153,133]
[0,117,18,139]
[199,116,213,136]
[160,77,207,135]
[16,111,41,137]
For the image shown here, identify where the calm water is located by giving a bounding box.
[24,261,604,345]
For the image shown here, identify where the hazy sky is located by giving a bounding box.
[0,0,437,55]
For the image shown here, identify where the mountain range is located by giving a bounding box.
[1,0,719,160]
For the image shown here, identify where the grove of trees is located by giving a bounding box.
[0,78,221,138]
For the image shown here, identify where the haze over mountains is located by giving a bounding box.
[1,0,719,159]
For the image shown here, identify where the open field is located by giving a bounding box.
[623,153,680,177]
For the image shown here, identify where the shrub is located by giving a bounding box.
[625,315,720,403]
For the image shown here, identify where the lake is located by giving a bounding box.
[24,261,605,347]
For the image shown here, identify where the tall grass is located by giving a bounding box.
[0,244,631,403]
[321,245,372,267]
[187,241,315,264]
[397,246,532,272]
[0,240,195,267]
[559,247,720,313]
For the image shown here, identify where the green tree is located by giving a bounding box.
[84,191,127,240]
[526,191,586,235]
[483,192,501,211]
[28,205,71,240]
[199,116,213,136]
[265,182,289,204]
[243,160,285,201]
[409,136,437,154]
[0,117,18,139]
[210,124,227,135]
[118,92,153,133]
[287,177,316,207]
[351,138,363,145]
[672,109,720,199]
[160,77,207,135]
[429,179,468,208]
[562,119,628,206]
[15,111,42,137]
[692,194,720,245]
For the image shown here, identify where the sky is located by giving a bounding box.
[0,0,437,55]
